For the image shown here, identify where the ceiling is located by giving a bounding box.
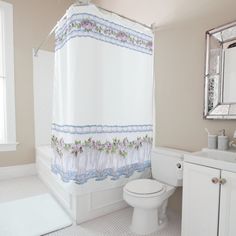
[91,0,236,27]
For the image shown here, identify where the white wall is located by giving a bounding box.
[33,50,54,146]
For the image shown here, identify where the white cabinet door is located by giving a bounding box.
[219,170,236,236]
[182,162,220,236]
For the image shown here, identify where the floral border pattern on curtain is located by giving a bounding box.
[55,13,153,55]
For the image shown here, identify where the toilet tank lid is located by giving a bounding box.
[152,146,189,158]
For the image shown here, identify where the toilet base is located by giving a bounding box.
[130,207,168,235]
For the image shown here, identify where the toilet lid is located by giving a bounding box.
[125,179,164,195]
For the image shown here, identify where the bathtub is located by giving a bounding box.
[36,145,151,224]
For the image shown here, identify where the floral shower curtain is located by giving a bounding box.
[51,4,154,184]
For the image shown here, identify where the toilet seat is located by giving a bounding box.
[124,179,166,197]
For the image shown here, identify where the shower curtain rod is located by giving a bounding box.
[34,2,153,57]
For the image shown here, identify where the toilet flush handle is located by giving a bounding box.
[176,163,182,169]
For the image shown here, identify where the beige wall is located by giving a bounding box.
[0,0,73,166]
[155,20,236,153]
[94,0,236,212]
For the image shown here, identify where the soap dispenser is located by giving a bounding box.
[218,129,229,151]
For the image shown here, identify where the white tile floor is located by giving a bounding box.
[47,208,181,236]
[0,176,181,236]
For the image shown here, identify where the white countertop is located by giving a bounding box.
[184,148,236,173]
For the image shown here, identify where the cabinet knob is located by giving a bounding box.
[211,177,219,184]
[219,178,227,185]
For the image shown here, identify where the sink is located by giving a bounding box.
[184,148,236,173]
[195,149,236,162]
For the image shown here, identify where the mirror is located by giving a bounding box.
[204,21,236,119]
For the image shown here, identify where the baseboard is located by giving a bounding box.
[0,163,36,180]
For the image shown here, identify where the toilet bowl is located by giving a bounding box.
[123,147,187,235]
[123,179,175,235]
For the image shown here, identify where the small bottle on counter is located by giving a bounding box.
[208,135,217,149]
[218,129,229,151]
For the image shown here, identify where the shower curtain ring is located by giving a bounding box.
[75,0,91,5]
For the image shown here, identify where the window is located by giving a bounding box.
[0,1,16,151]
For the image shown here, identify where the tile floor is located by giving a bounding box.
[0,176,181,236]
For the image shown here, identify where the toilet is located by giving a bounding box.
[123,147,187,235]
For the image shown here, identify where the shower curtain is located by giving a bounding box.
[51,4,154,184]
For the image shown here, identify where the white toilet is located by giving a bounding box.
[123,147,187,235]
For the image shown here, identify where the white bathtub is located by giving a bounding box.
[36,145,151,224]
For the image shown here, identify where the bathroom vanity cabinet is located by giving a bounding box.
[181,149,236,236]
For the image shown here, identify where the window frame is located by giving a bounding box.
[0,1,17,152]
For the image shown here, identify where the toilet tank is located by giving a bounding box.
[151,147,188,187]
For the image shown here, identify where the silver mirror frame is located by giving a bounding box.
[204,21,236,120]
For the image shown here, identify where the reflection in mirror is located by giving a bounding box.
[223,46,236,103]
[204,21,236,119]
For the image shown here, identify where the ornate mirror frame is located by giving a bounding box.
[204,21,236,119]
